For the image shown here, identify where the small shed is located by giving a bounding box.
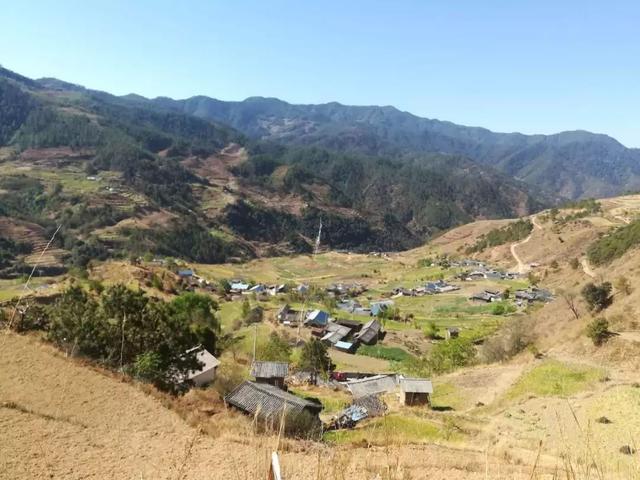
[185,346,220,387]
[334,340,357,353]
[178,269,194,278]
[399,378,433,406]
[251,361,289,389]
[370,300,394,317]
[355,319,382,345]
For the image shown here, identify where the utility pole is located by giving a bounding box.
[252,323,258,363]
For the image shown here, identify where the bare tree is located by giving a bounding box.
[559,289,580,320]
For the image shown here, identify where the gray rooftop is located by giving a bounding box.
[399,377,434,394]
[346,374,397,398]
[251,361,289,379]
[225,381,321,418]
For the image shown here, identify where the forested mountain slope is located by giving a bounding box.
[151,95,640,200]
[0,66,542,275]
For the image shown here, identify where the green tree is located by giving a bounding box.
[241,298,251,319]
[586,318,610,346]
[429,337,476,374]
[298,338,333,384]
[581,282,613,312]
[171,292,220,352]
[259,332,292,362]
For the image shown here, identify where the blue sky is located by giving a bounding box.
[1,1,639,146]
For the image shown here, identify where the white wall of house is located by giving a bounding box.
[190,367,217,387]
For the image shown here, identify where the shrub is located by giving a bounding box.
[429,337,476,374]
[259,332,292,362]
[587,219,640,266]
[423,321,439,340]
[614,276,632,296]
[213,362,246,396]
[586,318,610,346]
[570,258,580,270]
[581,282,613,312]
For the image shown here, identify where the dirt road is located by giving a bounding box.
[510,216,541,273]
[580,257,597,279]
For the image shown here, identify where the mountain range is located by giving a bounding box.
[146,95,640,200]
[0,65,636,272]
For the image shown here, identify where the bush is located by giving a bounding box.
[581,282,613,312]
[423,321,439,340]
[479,318,532,363]
[614,276,632,296]
[213,362,246,396]
[587,220,640,266]
[429,337,476,374]
[259,332,292,362]
[586,318,610,346]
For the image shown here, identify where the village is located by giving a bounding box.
[165,255,553,437]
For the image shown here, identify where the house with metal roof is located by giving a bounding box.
[230,281,250,292]
[334,340,357,353]
[469,290,502,303]
[320,322,352,346]
[399,377,433,406]
[184,346,220,387]
[276,304,302,325]
[305,309,330,327]
[354,318,382,345]
[346,374,397,398]
[251,361,289,389]
[225,381,322,425]
[370,300,394,316]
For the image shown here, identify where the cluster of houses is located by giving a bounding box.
[470,287,553,305]
[222,358,434,431]
[277,304,384,354]
[391,279,460,297]
[457,267,523,282]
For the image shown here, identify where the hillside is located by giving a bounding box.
[151,95,640,200]
[4,194,640,479]
[0,66,543,277]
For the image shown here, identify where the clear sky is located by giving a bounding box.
[1,1,639,146]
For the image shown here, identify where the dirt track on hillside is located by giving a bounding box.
[510,216,542,273]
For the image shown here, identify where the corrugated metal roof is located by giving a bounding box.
[399,378,433,394]
[355,319,381,344]
[225,381,322,418]
[346,374,397,398]
[321,323,351,345]
[251,361,289,379]
[186,348,220,380]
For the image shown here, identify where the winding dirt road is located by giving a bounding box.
[580,257,596,278]
[510,216,542,273]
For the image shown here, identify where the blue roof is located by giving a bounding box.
[335,341,354,349]
[178,269,193,277]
